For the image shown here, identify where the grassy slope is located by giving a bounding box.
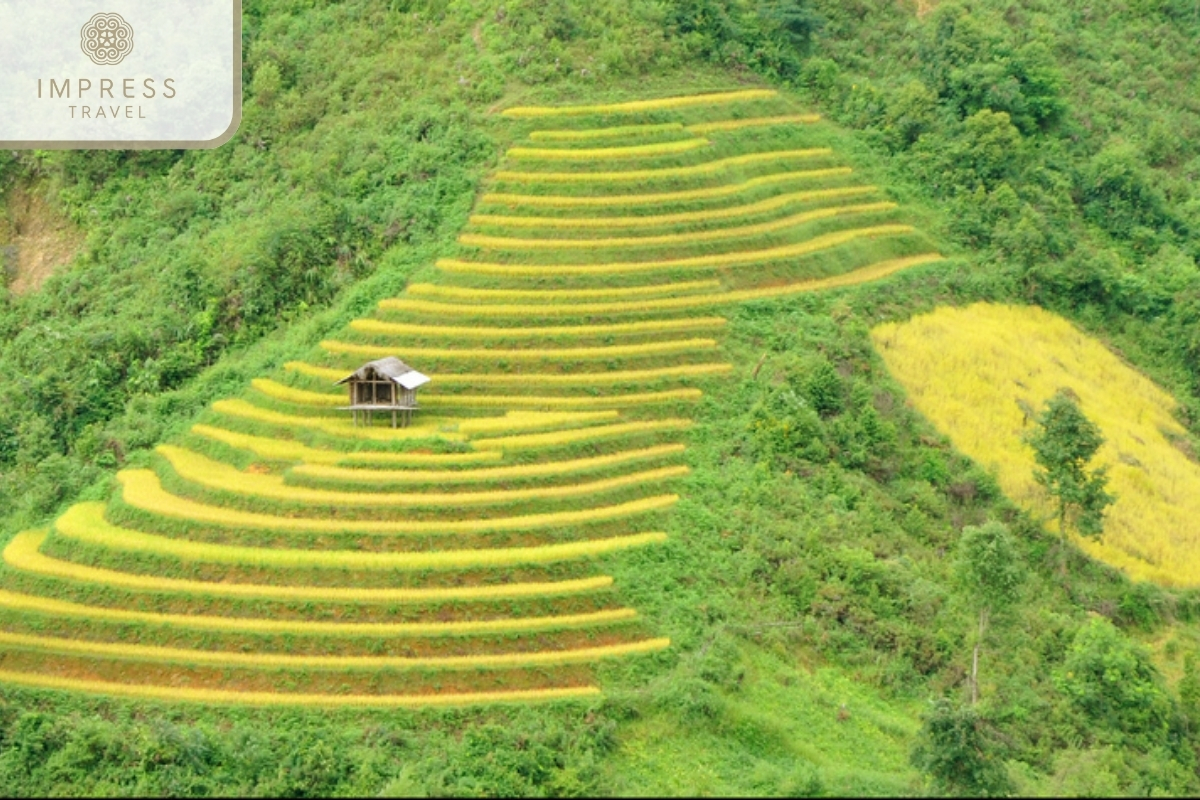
[0,1,1199,796]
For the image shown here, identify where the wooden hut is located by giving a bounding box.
[335,357,430,428]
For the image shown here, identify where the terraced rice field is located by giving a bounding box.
[873,303,1200,588]
[0,88,943,706]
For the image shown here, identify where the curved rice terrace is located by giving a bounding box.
[0,89,944,706]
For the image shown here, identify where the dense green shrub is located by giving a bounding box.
[910,699,1012,797]
[1055,618,1175,747]
[1081,144,1186,247]
[667,0,821,79]
[919,4,1064,134]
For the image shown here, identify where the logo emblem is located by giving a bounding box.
[80,13,134,66]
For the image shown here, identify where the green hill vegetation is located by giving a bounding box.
[1,0,1199,796]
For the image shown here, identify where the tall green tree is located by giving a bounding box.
[1026,390,1115,567]
[911,699,1012,797]
[956,522,1024,705]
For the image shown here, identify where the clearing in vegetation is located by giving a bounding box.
[0,88,944,705]
[872,303,1200,587]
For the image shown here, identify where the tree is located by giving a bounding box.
[759,0,823,51]
[803,358,843,417]
[956,522,1024,705]
[911,699,1012,797]
[918,4,1063,134]
[1054,617,1172,750]
[1026,390,1114,568]
[1082,144,1183,247]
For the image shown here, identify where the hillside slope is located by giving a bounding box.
[3,0,1200,796]
[0,84,955,793]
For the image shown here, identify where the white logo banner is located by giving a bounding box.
[0,1,241,148]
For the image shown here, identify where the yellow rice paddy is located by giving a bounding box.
[289,444,687,484]
[500,89,777,117]
[117,470,680,534]
[421,389,705,409]
[872,302,1200,587]
[0,670,604,707]
[528,122,685,141]
[0,629,671,671]
[419,254,944,320]
[493,149,831,184]
[56,502,671,569]
[458,202,896,249]
[251,379,344,407]
[468,186,877,229]
[506,138,708,159]
[4,531,614,602]
[317,363,734,386]
[686,113,821,133]
[0,587,638,636]
[352,317,728,337]
[405,279,721,299]
[157,444,688,507]
[190,424,500,466]
[480,168,853,207]
[471,419,692,451]
[211,399,465,442]
[454,410,621,435]
[319,337,719,360]
[438,225,915,276]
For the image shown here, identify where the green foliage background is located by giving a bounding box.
[2,0,1200,795]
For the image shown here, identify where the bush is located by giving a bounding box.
[749,383,830,465]
[912,109,1025,196]
[1081,144,1185,246]
[919,3,1064,133]
[666,0,821,79]
[1053,617,1174,749]
[911,699,1012,797]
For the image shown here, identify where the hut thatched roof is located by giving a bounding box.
[335,357,431,389]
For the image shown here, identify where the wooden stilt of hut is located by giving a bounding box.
[335,357,431,428]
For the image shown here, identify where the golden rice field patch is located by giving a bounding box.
[872,303,1200,586]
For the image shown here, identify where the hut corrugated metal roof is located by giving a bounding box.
[396,370,431,390]
[335,357,430,388]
